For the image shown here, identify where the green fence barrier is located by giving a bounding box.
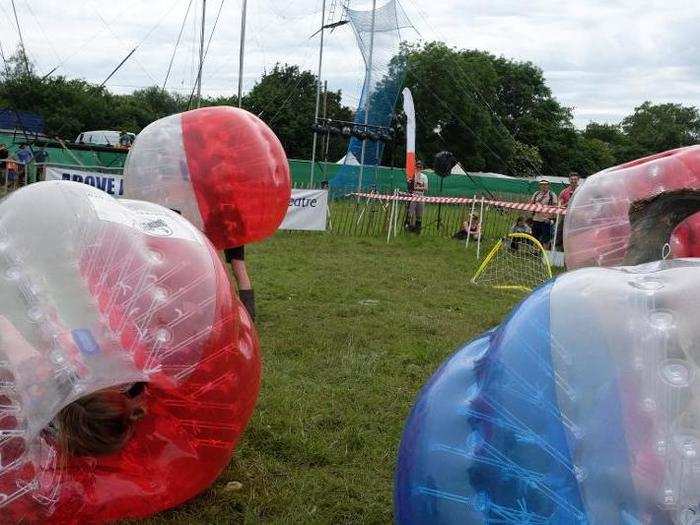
[289,159,565,199]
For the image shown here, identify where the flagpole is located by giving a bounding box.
[309,0,327,187]
[237,0,248,108]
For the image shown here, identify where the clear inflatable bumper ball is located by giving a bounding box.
[396,259,700,524]
[124,105,291,249]
[564,146,700,269]
[0,182,261,523]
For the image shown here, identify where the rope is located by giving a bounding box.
[163,0,196,91]
[349,192,566,215]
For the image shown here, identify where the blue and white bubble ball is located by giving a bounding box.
[396,259,700,524]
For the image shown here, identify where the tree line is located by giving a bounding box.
[0,43,698,177]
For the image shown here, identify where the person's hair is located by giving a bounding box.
[56,387,146,456]
[569,171,579,178]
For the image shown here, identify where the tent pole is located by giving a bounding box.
[237,0,248,107]
[465,194,476,249]
[357,0,377,193]
[310,0,327,187]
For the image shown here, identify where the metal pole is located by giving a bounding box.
[100,47,137,87]
[393,192,400,238]
[437,176,445,231]
[476,197,485,260]
[387,190,396,243]
[237,0,248,107]
[465,195,476,249]
[551,212,561,260]
[322,81,330,172]
[53,138,85,167]
[374,140,380,190]
[310,0,327,187]
[357,0,377,193]
[196,0,207,108]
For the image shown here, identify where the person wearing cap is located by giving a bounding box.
[530,179,558,249]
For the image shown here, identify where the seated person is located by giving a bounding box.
[509,216,534,251]
[511,216,531,235]
[453,214,481,240]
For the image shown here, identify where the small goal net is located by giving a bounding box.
[471,233,553,292]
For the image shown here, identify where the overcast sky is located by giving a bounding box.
[2,0,700,127]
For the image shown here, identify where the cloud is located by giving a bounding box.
[5,0,700,128]
[414,0,700,125]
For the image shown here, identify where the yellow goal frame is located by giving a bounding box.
[471,233,553,292]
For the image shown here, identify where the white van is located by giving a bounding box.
[75,130,135,147]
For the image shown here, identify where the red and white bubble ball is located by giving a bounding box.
[124,106,291,249]
[0,181,260,523]
[564,146,700,269]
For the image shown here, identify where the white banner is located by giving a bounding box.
[45,166,125,198]
[279,189,328,231]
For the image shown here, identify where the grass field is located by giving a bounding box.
[143,232,525,524]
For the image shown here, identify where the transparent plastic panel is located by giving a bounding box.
[123,113,202,229]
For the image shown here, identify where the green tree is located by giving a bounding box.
[401,42,505,172]
[505,140,543,177]
[582,122,634,166]
[242,64,353,161]
[568,136,616,176]
[112,87,185,131]
[1,45,33,79]
[0,47,190,139]
[621,101,700,158]
[0,74,112,139]
[401,41,579,177]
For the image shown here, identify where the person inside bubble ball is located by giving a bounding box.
[0,316,146,456]
[224,246,255,321]
[166,207,256,322]
[54,383,146,456]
